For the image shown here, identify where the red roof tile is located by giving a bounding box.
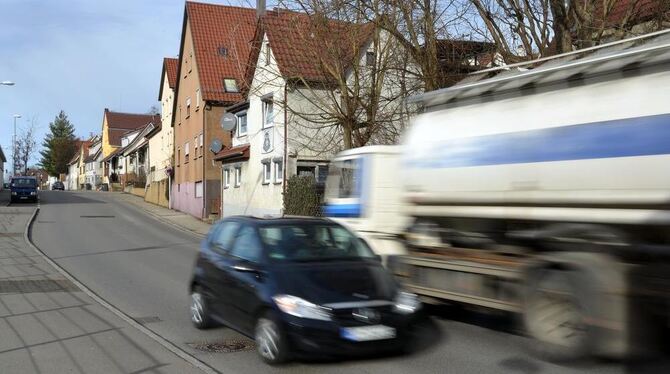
[184,2,257,103]
[165,57,178,89]
[248,9,374,84]
[104,109,159,146]
[214,144,250,162]
[594,0,663,27]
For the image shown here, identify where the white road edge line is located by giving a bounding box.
[23,207,221,374]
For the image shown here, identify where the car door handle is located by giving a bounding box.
[230,264,255,273]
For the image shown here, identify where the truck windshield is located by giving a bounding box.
[259,223,374,262]
[12,178,37,187]
[325,158,360,199]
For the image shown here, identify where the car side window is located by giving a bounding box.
[210,221,240,253]
[230,225,263,263]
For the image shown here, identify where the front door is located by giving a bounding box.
[201,220,240,321]
[226,224,265,333]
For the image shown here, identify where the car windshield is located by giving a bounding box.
[12,178,37,187]
[258,223,375,262]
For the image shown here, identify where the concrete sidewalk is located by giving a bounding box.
[0,205,203,374]
[113,193,211,237]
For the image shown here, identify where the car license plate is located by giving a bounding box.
[19,196,28,199]
[340,325,396,342]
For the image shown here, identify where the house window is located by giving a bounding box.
[195,181,203,197]
[274,160,283,183]
[224,169,230,189]
[235,166,241,187]
[194,136,199,158]
[265,43,271,66]
[177,149,181,167]
[262,162,271,184]
[185,142,190,163]
[223,78,239,93]
[196,89,201,109]
[366,51,376,66]
[186,97,191,118]
[188,51,193,73]
[199,133,203,156]
[237,112,247,136]
[263,99,274,128]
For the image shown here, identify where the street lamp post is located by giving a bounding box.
[13,114,21,176]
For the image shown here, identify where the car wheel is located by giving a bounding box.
[255,312,289,365]
[190,286,214,329]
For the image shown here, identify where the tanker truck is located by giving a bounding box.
[324,30,670,361]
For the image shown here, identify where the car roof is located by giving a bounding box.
[223,215,334,226]
[12,176,37,180]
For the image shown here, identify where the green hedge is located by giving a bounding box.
[283,175,323,217]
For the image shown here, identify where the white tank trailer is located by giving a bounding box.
[325,31,670,361]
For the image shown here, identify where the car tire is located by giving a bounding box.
[190,286,214,329]
[255,311,289,365]
[523,269,592,362]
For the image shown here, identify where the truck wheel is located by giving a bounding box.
[523,269,592,362]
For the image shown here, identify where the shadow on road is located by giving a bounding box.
[292,315,445,366]
[40,191,107,205]
[426,303,523,336]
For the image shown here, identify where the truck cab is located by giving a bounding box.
[10,176,39,203]
[323,146,407,258]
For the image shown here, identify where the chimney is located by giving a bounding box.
[104,108,109,112]
[256,0,266,18]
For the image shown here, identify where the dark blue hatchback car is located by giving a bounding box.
[10,176,39,203]
[189,216,423,365]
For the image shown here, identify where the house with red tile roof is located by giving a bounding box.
[217,7,403,217]
[99,108,159,187]
[171,1,257,220]
[83,135,103,188]
[145,57,178,207]
[64,138,93,190]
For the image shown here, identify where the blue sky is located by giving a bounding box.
[0,0,254,168]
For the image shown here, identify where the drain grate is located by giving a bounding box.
[188,339,256,353]
[134,316,162,324]
[0,279,79,294]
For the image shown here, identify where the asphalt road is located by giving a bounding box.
[25,190,662,374]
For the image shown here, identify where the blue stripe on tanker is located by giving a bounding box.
[323,203,361,218]
[408,113,670,168]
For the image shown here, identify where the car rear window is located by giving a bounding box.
[12,178,37,187]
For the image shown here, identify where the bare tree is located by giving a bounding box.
[248,1,421,152]
[16,119,38,176]
[468,0,670,61]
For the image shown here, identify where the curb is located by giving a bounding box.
[23,207,221,374]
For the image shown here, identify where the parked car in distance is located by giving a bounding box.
[189,216,423,365]
[52,181,65,190]
[10,176,39,203]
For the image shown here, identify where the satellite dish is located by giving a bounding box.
[220,113,237,131]
[210,139,223,154]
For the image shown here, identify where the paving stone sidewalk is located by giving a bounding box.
[0,204,202,374]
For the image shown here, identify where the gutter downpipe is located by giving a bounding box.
[283,83,288,206]
[203,103,208,220]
